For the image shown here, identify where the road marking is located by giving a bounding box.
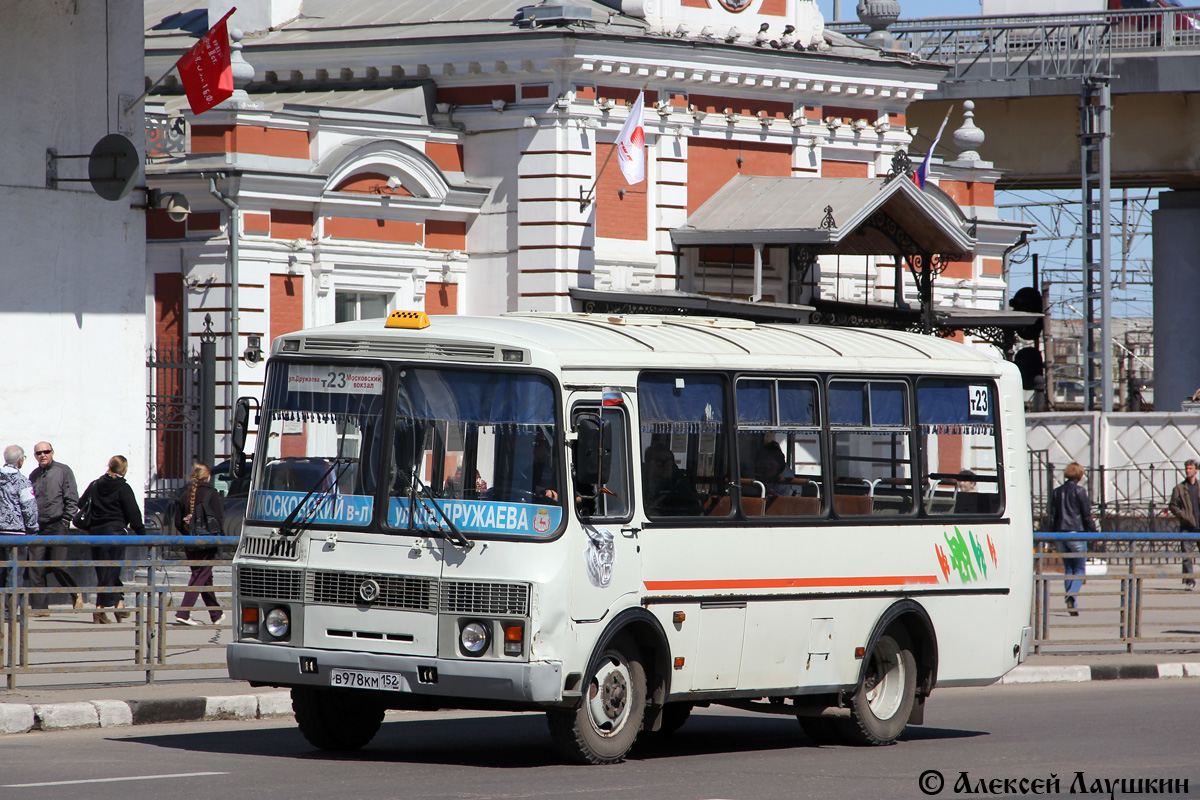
[4,772,227,788]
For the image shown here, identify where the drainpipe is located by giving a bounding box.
[751,243,763,303]
[1001,230,1028,309]
[208,176,240,412]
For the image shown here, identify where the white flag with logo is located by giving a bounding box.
[615,92,646,185]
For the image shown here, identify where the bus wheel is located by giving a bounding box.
[840,630,916,746]
[292,687,385,751]
[547,638,646,764]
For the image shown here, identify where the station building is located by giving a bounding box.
[142,0,1033,475]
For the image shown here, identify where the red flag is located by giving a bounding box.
[176,8,236,115]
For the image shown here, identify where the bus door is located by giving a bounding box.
[635,373,746,691]
[567,393,640,623]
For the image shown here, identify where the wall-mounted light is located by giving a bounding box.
[492,99,506,112]
[618,188,626,199]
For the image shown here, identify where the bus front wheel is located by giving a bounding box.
[292,687,385,751]
[547,637,647,764]
[840,630,916,746]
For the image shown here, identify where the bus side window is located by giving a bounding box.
[637,373,729,519]
[917,378,1003,517]
[574,406,631,521]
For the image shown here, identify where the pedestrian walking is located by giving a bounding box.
[0,445,38,594]
[79,455,144,624]
[27,442,83,614]
[1047,462,1098,616]
[172,462,226,626]
[1167,457,1199,590]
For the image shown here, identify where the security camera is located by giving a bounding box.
[244,335,263,366]
[386,176,402,191]
[162,192,191,223]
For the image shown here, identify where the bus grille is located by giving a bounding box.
[235,567,529,616]
[440,581,530,616]
[239,535,299,560]
[238,566,304,600]
[306,570,437,612]
[301,337,498,362]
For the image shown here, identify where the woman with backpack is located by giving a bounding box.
[172,462,226,626]
[80,455,145,624]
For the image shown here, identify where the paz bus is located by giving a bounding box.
[226,311,1033,764]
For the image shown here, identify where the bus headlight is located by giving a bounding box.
[264,607,290,639]
[460,621,489,655]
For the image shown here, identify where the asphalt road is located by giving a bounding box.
[1,681,1196,800]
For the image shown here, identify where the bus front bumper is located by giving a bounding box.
[226,642,563,704]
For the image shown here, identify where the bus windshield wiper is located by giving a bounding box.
[278,458,352,541]
[411,473,475,551]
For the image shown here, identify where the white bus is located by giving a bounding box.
[227,311,1033,764]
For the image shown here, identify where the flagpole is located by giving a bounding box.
[122,65,179,115]
[122,7,238,115]
[579,82,649,212]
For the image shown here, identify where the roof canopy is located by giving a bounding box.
[671,174,975,257]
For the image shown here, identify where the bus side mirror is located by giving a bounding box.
[231,397,253,478]
[574,415,612,487]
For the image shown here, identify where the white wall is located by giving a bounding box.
[0,1,148,497]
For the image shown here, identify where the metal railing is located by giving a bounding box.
[1033,532,1200,654]
[829,7,1200,82]
[0,535,238,689]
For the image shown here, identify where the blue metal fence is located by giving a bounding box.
[0,535,239,689]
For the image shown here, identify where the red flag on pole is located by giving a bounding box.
[176,8,236,115]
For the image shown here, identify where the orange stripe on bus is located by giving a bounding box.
[642,575,941,591]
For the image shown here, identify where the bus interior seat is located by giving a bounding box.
[833,494,873,516]
[765,496,820,516]
[707,495,733,517]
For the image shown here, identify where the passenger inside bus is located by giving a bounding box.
[531,430,559,502]
[751,442,805,497]
[642,441,702,516]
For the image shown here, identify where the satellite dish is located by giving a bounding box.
[88,133,139,201]
[163,192,191,223]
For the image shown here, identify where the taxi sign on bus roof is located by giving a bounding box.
[385,310,430,329]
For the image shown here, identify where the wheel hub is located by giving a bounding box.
[600,671,628,719]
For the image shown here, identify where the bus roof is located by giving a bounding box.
[280,313,1009,376]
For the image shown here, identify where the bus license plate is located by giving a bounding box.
[329,668,403,691]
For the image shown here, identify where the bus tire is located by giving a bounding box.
[839,629,916,746]
[547,637,646,764]
[291,687,385,751]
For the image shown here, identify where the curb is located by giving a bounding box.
[1000,662,1200,685]
[0,691,292,735]
[3,664,1200,734]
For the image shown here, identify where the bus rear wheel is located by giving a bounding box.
[839,630,916,746]
[292,687,385,751]
[547,638,646,764]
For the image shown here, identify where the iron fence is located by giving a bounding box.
[1,535,237,689]
[1033,532,1200,654]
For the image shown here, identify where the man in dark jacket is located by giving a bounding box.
[1167,458,1198,590]
[28,442,82,613]
[1047,462,1098,615]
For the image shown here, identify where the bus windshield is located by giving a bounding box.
[387,367,564,538]
[248,362,386,527]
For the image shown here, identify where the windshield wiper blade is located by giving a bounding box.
[278,458,352,540]
[411,473,474,551]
